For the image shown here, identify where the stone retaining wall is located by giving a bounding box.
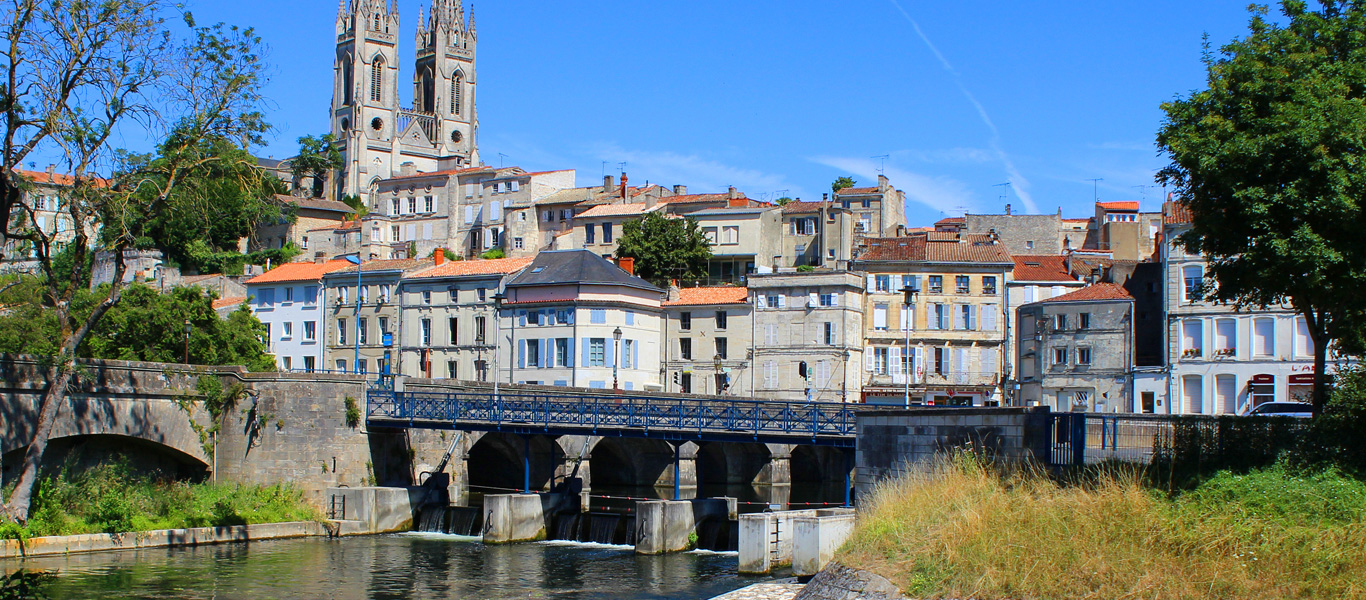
[0,520,369,559]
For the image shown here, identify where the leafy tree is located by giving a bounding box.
[0,1,270,522]
[1156,0,1366,413]
[339,194,368,218]
[615,212,712,283]
[290,133,342,198]
[832,177,856,194]
[480,247,505,260]
[430,247,459,261]
[775,197,794,206]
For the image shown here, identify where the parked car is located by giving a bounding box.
[1247,401,1314,418]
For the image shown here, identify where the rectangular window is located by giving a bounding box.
[1053,347,1068,367]
[603,222,613,243]
[304,321,316,341]
[622,339,634,368]
[392,225,401,241]
[258,288,275,307]
[819,293,835,307]
[589,338,606,366]
[284,287,294,303]
[875,274,891,293]
[448,360,458,379]
[824,322,835,346]
[722,226,739,245]
[873,303,888,330]
[390,198,400,216]
[585,224,596,245]
[715,311,728,330]
[766,294,781,308]
[1183,319,1203,356]
[337,318,347,345]
[929,276,943,294]
[1079,313,1091,330]
[305,286,318,305]
[956,275,970,294]
[282,356,292,370]
[1183,375,1204,414]
[1077,347,1092,365]
[874,347,889,375]
[1054,314,1068,331]
[408,197,417,213]
[1294,317,1313,358]
[475,316,486,343]
[1183,266,1204,302]
[680,338,693,360]
[448,317,458,345]
[421,319,432,346]
[303,356,315,372]
[556,338,570,368]
[1254,318,1275,356]
[422,290,432,304]
[378,316,389,335]
[358,318,368,345]
[715,337,728,360]
[526,339,541,368]
[282,322,292,339]
[680,372,692,393]
[526,310,541,326]
[514,237,524,250]
[982,276,997,296]
[1215,318,1236,355]
[680,312,692,331]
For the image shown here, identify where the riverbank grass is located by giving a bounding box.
[838,458,1366,599]
[3,460,321,539]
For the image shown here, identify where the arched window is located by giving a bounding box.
[451,72,462,116]
[341,54,353,106]
[370,55,384,103]
[420,67,434,112]
[372,13,381,32]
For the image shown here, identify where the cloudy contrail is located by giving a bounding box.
[887,0,1039,214]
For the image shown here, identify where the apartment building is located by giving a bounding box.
[661,287,752,396]
[2,167,103,273]
[396,255,533,379]
[1161,202,1317,414]
[499,250,664,390]
[747,271,866,403]
[322,257,435,374]
[780,201,855,268]
[690,206,784,283]
[832,174,906,237]
[245,259,354,371]
[1005,255,1084,402]
[1017,284,1134,412]
[853,233,1013,406]
[251,195,353,256]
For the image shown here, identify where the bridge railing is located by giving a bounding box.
[366,389,859,442]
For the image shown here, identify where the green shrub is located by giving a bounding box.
[344,396,361,428]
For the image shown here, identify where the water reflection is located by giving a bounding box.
[18,534,754,599]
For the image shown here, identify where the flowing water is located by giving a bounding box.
[13,534,757,599]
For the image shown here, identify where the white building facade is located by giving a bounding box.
[245,260,354,372]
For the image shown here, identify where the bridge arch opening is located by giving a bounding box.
[466,433,561,494]
[696,442,772,486]
[589,437,677,491]
[1,434,209,487]
[790,445,849,507]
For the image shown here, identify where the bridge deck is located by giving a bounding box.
[366,389,857,447]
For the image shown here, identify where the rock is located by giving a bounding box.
[792,562,906,600]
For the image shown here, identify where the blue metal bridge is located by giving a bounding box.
[366,386,859,447]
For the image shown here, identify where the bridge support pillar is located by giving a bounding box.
[664,442,697,495]
[759,444,793,487]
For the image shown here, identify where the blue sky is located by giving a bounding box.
[183,0,1255,226]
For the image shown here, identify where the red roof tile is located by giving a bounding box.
[407,257,534,279]
[212,296,247,310]
[935,216,965,226]
[780,201,833,214]
[1098,201,1140,211]
[384,166,495,181]
[330,257,435,275]
[662,287,749,306]
[658,193,740,205]
[1163,200,1192,225]
[858,233,1011,264]
[834,186,879,196]
[245,260,354,284]
[1013,255,1078,282]
[1039,283,1133,303]
[577,203,648,218]
[16,168,109,188]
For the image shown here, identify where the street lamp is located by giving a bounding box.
[183,320,191,364]
[491,292,506,404]
[612,326,623,391]
[344,254,363,374]
[713,353,725,395]
[901,279,920,408]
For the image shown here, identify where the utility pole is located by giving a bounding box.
[1087,178,1104,203]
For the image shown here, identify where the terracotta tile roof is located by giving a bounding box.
[663,286,749,306]
[384,165,495,181]
[246,260,354,284]
[1098,201,1140,211]
[212,296,247,310]
[275,194,354,213]
[15,168,109,188]
[1039,283,1133,304]
[1013,255,1078,282]
[576,203,648,218]
[1163,200,1192,225]
[509,169,574,178]
[658,193,740,205]
[925,240,1013,263]
[935,216,965,226]
[1062,218,1092,224]
[181,274,221,285]
[780,201,832,214]
[859,233,1011,264]
[834,186,879,196]
[407,257,533,279]
[330,257,434,275]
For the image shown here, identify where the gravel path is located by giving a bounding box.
[705,582,805,600]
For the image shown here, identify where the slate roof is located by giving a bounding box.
[407,257,533,279]
[1013,255,1078,282]
[505,249,661,293]
[662,287,749,306]
[328,257,435,276]
[246,260,354,284]
[1038,283,1133,304]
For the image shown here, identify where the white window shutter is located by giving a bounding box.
[968,305,978,331]
[913,347,924,383]
[895,275,905,292]
[777,295,787,308]
[866,275,875,291]
[982,348,997,375]
[465,206,474,224]
[890,347,902,376]
[757,295,767,309]
[809,292,819,307]
[831,293,839,307]
[983,306,997,331]
[865,351,875,372]
[956,348,969,374]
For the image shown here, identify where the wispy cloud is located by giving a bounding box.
[813,155,979,216]
[894,147,995,165]
[885,0,1038,214]
[584,143,803,199]
[1088,141,1155,152]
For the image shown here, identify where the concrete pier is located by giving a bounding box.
[792,508,856,576]
[634,498,732,554]
[482,494,547,543]
[324,487,419,533]
[738,509,819,574]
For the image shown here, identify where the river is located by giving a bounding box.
[12,534,762,599]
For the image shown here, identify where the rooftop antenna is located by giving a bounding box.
[618,161,627,174]
[992,182,1012,204]
[601,161,608,178]
[498,152,508,168]
[1131,184,1150,202]
[871,155,889,175]
[1086,178,1104,203]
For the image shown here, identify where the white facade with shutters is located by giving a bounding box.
[748,271,866,403]
[853,262,1012,406]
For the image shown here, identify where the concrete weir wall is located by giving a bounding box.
[482,494,548,543]
[792,509,856,576]
[634,498,732,555]
[855,407,1052,489]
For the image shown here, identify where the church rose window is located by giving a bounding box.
[451,130,462,143]
[371,117,383,131]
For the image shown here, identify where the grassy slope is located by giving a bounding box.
[838,458,1366,600]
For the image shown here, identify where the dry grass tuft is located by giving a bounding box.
[838,456,1366,599]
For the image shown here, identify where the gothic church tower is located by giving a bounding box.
[331,0,479,203]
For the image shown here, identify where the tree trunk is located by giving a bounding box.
[3,362,75,522]
[1313,338,1329,416]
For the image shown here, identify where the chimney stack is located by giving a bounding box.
[617,256,635,276]
[620,173,628,200]
[1005,203,1012,215]
[45,164,55,177]
[603,175,615,193]
[822,193,828,201]
[728,186,737,200]
[435,249,446,266]
[673,184,687,195]
[399,162,416,176]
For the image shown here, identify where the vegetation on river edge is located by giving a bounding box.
[840,456,1366,600]
[0,459,320,541]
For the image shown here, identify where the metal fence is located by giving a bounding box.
[1047,412,1309,467]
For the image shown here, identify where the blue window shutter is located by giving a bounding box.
[518,339,526,369]
[567,338,575,368]
[581,338,591,367]
[589,381,606,389]
[626,311,634,326]
[605,338,615,367]
[544,338,553,367]
[624,381,634,391]
[518,310,526,327]
[633,342,640,372]
[554,380,568,387]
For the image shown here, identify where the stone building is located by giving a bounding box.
[2,167,103,274]
[852,232,1013,406]
[779,201,855,269]
[322,256,435,374]
[1004,255,1083,402]
[747,271,866,403]
[661,287,752,396]
[1160,202,1317,415]
[499,249,664,390]
[250,195,354,256]
[396,255,532,379]
[245,259,355,372]
[832,174,906,237]
[1016,283,1134,412]
[1091,201,1163,262]
[964,209,1085,256]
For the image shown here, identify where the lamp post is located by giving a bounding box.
[492,292,506,404]
[713,353,724,395]
[901,280,920,408]
[183,320,191,364]
[612,326,623,391]
[344,254,363,374]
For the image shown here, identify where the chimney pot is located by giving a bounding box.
[728,186,737,200]
[603,175,615,193]
[1005,203,1012,215]
[45,164,55,176]
[822,193,828,201]
[617,256,635,276]
[435,249,446,266]
[620,173,628,200]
